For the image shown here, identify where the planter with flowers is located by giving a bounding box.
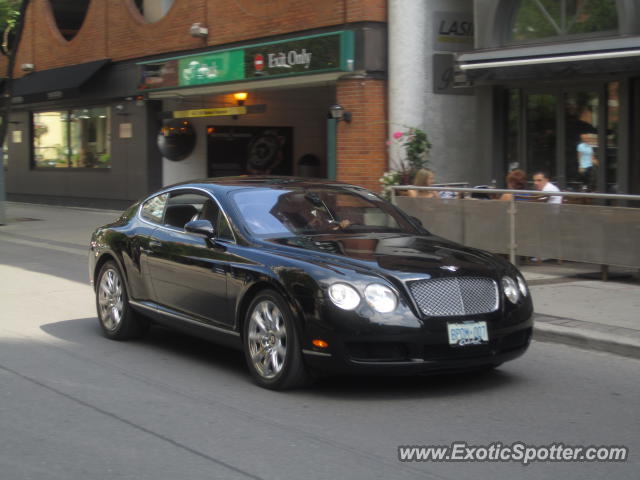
[379,127,432,199]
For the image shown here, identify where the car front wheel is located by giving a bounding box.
[243,290,310,390]
[96,260,148,340]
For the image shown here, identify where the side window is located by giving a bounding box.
[194,194,234,242]
[141,193,168,224]
[165,191,209,229]
[217,213,234,242]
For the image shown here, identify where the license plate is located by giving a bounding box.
[447,321,489,346]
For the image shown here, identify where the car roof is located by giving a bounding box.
[164,176,366,194]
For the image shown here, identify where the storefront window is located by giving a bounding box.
[506,89,521,173]
[606,82,619,193]
[526,93,557,180]
[511,0,618,43]
[32,107,111,169]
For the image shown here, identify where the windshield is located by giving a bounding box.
[231,187,420,237]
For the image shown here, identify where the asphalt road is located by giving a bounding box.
[1,236,639,480]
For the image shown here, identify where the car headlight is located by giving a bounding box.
[502,276,520,304]
[328,283,361,310]
[517,275,528,297]
[364,284,398,313]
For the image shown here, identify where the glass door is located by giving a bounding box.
[507,84,619,193]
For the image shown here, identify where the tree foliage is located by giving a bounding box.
[0,0,20,32]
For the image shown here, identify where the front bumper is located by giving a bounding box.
[300,296,534,375]
[302,325,532,375]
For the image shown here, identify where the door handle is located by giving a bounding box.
[140,240,161,254]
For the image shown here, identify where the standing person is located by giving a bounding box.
[532,171,562,204]
[408,168,439,199]
[576,133,598,190]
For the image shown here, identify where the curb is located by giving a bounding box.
[533,322,640,360]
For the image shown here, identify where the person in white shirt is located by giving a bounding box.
[533,172,562,204]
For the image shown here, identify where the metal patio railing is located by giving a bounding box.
[390,186,640,272]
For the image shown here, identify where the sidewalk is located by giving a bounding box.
[521,261,640,359]
[2,201,639,359]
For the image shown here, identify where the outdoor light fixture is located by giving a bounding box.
[20,63,34,72]
[189,23,208,38]
[233,92,248,106]
[114,104,129,116]
[328,104,352,123]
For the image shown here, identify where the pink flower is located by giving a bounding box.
[392,131,404,140]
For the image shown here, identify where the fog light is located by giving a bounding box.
[312,339,329,348]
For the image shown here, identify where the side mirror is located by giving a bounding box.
[184,219,215,237]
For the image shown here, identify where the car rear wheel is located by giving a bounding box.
[96,260,148,340]
[243,289,310,390]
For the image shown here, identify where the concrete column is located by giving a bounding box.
[388,0,427,171]
[389,0,479,185]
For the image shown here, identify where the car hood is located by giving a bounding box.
[261,233,506,279]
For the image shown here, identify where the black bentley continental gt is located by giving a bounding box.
[89,177,533,389]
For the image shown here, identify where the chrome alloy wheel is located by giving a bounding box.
[247,300,287,379]
[98,268,124,331]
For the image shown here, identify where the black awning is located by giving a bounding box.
[11,59,110,103]
[456,37,640,84]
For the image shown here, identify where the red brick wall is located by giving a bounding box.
[4,0,386,77]
[13,0,107,74]
[107,0,207,61]
[336,78,387,193]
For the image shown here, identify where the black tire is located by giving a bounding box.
[95,260,148,340]
[243,289,311,390]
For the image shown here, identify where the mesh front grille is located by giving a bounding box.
[408,277,498,317]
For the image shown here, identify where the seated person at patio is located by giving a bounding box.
[499,169,529,201]
[408,169,439,199]
[533,171,562,204]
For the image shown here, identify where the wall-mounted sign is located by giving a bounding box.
[138,31,354,92]
[433,54,473,95]
[244,34,342,79]
[140,60,179,90]
[119,123,133,139]
[12,130,22,143]
[179,50,245,86]
[434,11,474,52]
[173,107,247,118]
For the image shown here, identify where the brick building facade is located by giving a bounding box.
[3,0,389,207]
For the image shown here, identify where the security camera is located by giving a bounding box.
[190,23,208,38]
